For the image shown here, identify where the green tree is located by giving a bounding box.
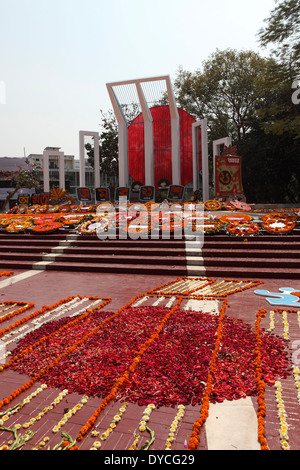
[259,0,300,72]
[4,159,40,210]
[85,109,118,178]
[174,46,300,203]
[174,49,272,142]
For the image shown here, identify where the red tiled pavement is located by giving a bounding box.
[0,268,299,451]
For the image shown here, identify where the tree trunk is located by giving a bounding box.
[3,188,18,213]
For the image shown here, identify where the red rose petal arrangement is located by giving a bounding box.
[3,295,290,449]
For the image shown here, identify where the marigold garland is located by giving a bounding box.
[274,380,290,450]
[148,277,263,298]
[187,299,227,450]
[0,302,34,328]
[254,308,269,450]
[0,297,78,341]
[0,298,111,412]
[0,278,292,448]
[76,296,183,442]
[0,272,14,278]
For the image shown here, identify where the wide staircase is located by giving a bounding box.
[0,230,299,279]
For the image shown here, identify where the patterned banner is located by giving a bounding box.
[215,155,243,198]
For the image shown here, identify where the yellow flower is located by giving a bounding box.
[281,440,290,450]
[93,441,101,449]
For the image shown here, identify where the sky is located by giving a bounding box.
[0,0,276,159]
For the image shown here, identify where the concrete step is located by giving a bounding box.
[0,231,300,279]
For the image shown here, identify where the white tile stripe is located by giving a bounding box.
[185,235,206,276]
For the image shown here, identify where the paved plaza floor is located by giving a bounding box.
[0,267,299,455]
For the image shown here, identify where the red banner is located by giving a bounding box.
[215,155,243,198]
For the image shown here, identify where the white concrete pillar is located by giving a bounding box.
[43,152,50,193]
[42,149,65,192]
[106,85,129,188]
[79,131,100,188]
[136,82,154,186]
[166,78,181,186]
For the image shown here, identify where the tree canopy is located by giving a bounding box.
[91,0,300,203]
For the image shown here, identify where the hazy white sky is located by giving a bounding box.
[0,0,275,159]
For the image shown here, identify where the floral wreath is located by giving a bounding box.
[31,222,64,233]
[222,202,235,211]
[59,204,71,213]
[34,205,50,214]
[219,213,253,225]
[0,217,26,227]
[262,217,295,234]
[78,218,111,234]
[25,205,40,214]
[47,205,61,213]
[16,204,28,214]
[78,205,95,213]
[60,215,85,226]
[261,212,296,223]
[33,215,58,225]
[5,220,33,233]
[227,221,260,236]
[203,200,222,211]
[192,219,222,234]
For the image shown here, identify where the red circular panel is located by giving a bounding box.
[128,105,201,188]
